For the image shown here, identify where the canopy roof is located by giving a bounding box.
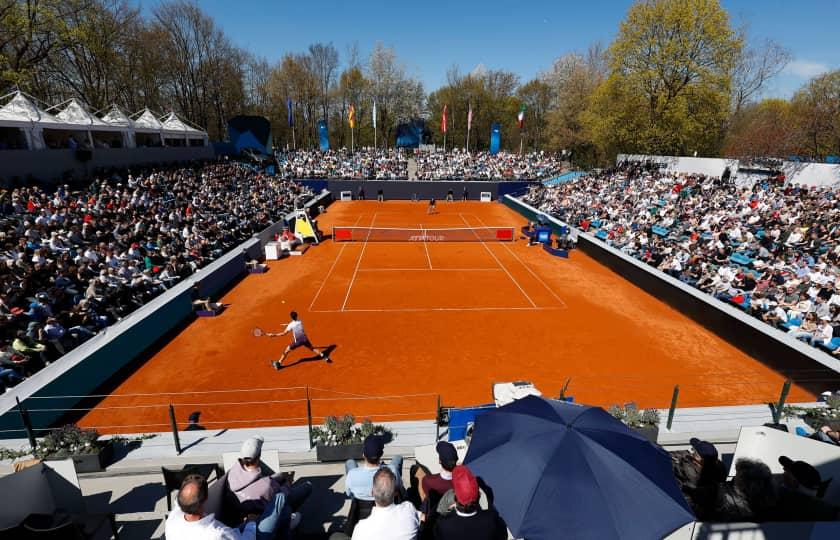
[132,108,163,132]
[100,105,134,128]
[161,111,207,138]
[0,92,74,129]
[55,99,124,131]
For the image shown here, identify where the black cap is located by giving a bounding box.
[363,435,384,459]
[689,438,718,460]
[436,441,458,466]
[779,456,822,490]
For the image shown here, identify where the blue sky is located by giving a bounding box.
[138,0,839,97]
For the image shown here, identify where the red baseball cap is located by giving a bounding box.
[452,465,479,505]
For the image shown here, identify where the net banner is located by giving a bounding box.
[333,226,515,242]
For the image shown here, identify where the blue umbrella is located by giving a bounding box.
[464,396,693,540]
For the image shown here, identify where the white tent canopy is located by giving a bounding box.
[0,92,73,129]
[161,111,205,137]
[0,93,208,150]
[55,99,124,131]
[132,108,163,132]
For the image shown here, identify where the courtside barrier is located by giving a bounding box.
[0,195,331,439]
[503,195,840,387]
[298,180,534,201]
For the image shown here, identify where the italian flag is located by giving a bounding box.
[517,104,526,129]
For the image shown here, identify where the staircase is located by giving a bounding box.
[407,157,418,180]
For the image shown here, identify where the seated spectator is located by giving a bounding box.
[671,438,727,516]
[433,465,507,540]
[227,436,310,522]
[332,468,418,540]
[0,364,24,392]
[165,473,292,540]
[688,458,777,522]
[345,435,404,502]
[775,456,839,520]
[191,282,218,313]
[813,425,840,445]
[418,441,458,511]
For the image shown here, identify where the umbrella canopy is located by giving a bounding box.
[464,396,693,540]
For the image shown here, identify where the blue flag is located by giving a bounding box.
[287,99,294,127]
[318,119,329,151]
[489,122,501,155]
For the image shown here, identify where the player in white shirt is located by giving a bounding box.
[267,311,329,370]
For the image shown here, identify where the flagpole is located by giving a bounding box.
[520,131,524,155]
[443,132,446,152]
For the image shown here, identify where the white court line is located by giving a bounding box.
[308,214,363,311]
[341,212,378,311]
[311,306,564,313]
[459,213,537,308]
[420,223,433,269]
[471,213,568,309]
[357,268,501,272]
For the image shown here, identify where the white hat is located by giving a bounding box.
[240,436,264,460]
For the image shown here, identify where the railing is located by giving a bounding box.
[4,385,440,455]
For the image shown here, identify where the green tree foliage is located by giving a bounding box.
[585,0,741,157]
[723,98,797,158]
[791,70,840,159]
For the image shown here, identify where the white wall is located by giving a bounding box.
[783,162,840,187]
[617,154,738,179]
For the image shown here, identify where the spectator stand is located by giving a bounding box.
[503,195,840,381]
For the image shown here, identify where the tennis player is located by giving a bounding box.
[269,311,328,370]
[427,197,437,214]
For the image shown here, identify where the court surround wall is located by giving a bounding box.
[299,180,532,201]
[502,195,840,381]
[0,190,333,438]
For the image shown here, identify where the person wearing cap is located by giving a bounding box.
[227,436,311,525]
[418,441,459,510]
[433,465,506,540]
[776,456,839,520]
[672,437,726,490]
[345,435,404,502]
[330,468,418,540]
[166,473,291,540]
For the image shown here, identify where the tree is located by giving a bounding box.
[542,45,606,165]
[585,0,742,158]
[731,38,791,114]
[308,42,338,124]
[790,70,840,159]
[723,98,797,158]
[367,43,423,147]
[0,0,91,92]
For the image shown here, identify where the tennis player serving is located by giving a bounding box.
[264,311,329,370]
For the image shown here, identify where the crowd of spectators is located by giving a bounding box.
[276,149,408,180]
[415,149,566,181]
[274,148,567,181]
[672,437,838,522]
[0,163,315,391]
[522,162,840,355]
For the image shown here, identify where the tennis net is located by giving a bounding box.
[332,226,516,242]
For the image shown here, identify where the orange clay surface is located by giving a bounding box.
[79,201,831,434]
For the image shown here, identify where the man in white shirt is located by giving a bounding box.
[268,311,329,370]
[165,474,292,540]
[346,468,418,540]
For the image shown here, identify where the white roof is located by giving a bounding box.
[0,92,72,129]
[132,108,163,132]
[100,105,134,128]
[56,99,124,131]
[160,111,206,137]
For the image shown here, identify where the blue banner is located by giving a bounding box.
[318,119,329,151]
[287,98,293,127]
[489,122,501,155]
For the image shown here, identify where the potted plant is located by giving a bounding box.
[607,404,661,442]
[34,424,114,473]
[783,395,840,430]
[312,415,393,462]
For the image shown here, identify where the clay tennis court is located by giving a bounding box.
[78,201,830,434]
